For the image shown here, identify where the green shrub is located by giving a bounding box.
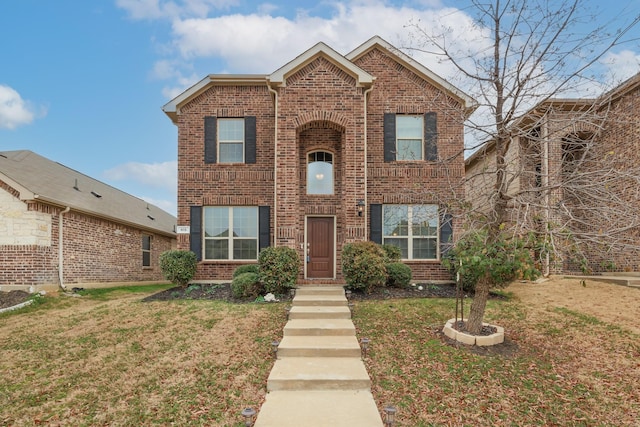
[385,262,412,288]
[159,250,197,287]
[233,264,259,278]
[231,272,262,298]
[258,246,300,294]
[381,244,402,262]
[342,241,387,292]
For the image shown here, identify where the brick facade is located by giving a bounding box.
[166,37,474,283]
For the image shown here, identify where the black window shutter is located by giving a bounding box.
[204,116,217,164]
[190,206,203,261]
[383,113,396,162]
[440,212,453,258]
[424,112,438,161]
[245,116,257,164]
[259,206,270,251]
[370,204,383,244]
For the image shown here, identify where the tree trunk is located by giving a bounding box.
[466,278,490,335]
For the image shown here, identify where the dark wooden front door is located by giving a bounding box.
[307,217,334,278]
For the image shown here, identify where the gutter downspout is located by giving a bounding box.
[363,86,373,239]
[268,85,278,247]
[58,206,71,290]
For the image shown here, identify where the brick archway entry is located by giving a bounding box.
[306,217,334,279]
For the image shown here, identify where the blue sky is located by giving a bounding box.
[1,0,639,216]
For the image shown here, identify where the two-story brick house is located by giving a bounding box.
[163,36,476,283]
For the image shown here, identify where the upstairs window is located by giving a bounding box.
[307,151,334,195]
[384,112,437,162]
[204,116,256,164]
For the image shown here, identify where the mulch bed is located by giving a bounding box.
[0,290,31,310]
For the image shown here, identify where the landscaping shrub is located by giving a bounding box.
[381,244,402,263]
[159,250,197,287]
[342,241,387,292]
[233,264,259,278]
[258,246,300,294]
[231,272,262,298]
[385,262,412,288]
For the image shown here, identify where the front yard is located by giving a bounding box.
[1,279,638,426]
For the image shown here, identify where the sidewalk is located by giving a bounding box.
[254,286,384,426]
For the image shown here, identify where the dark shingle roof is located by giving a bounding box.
[0,150,176,236]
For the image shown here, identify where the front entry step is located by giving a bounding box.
[277,335,361,358]
[293,294,347,306]
[284,318,355,336]
[255,390,384,427]
[267,357,371,391]
[288,305,351,320]
[295,286,345,297]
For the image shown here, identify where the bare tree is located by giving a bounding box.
[406,0,640,334]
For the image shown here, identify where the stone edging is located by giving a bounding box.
[0,299,34,314]
[442,318,505,346]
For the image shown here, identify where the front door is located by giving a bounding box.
[306,217,334,278]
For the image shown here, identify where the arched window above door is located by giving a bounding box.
[307,151,333,195]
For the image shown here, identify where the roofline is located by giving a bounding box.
[598,72,640,105]
[162,74,268,124]
[268,41,375,88]
[29,194,176,238]
[347,36,478,116]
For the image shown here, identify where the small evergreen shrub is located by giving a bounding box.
[231,272,262,298]
[385,262,412,288]
[233,264,259,278]
[342,241,387,292]
[381,244,402,263]
[258,246,300,294]
[159,250,197,287]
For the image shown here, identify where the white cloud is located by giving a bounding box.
[116,0,238,20]
[104,160,177,195]
[0,85,38,130]
[601,50,640,86]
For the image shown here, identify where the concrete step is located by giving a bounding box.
[295,286,346,297]
[289,305,352,320]
[267,357,371,391]
[277,335,361,358]
[293,294,347,306]
[255,390,384,427]
[284,318,355,336]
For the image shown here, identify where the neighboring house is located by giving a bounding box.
[0,150,177,292]
[465,72,640,274]
[163,36,476,284]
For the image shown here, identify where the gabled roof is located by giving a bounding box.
[0,150,176,236]
[347,36,477,116]
[268,41,374,88]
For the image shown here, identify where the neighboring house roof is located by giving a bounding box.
[346,36,477,116]
[0,150,176,237]
[163,35,477,124]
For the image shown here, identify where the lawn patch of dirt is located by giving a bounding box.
[0,290,30,309]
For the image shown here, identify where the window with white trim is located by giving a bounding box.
[396,115,424,161]
[218,118,245,163]
[307,151,334,195]
[383,204,438,259]
[204,207,258,260]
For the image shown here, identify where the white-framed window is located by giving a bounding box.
[142,234,151,267]
[383,204,438,260]
[203,207,258,260]
[218,118,245,163]
[396,115,423,161]
[307,151,334,195]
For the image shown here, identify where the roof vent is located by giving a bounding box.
[147,215,155,221]
[73,179,80,191]
[91,191,102,198]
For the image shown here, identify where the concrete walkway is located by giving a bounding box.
[254,286,384,426]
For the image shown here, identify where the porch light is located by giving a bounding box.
[384,405,397,426]
[241,407,256,426]
[271,340,280,359]
[360,337,370,358]
[357,199,365,216]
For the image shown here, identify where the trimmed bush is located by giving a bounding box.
[233,264,259,278]
[342,241,387,292]
[231,272,262,298]
[386,262,412,288]
[159,250,197,287]
[382,244,402,263]
[258,246,300,294]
